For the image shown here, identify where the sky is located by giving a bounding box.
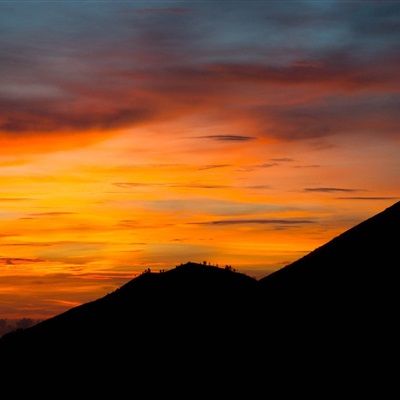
[0,0,399,319]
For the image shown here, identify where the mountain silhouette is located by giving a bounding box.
[1,202,398,364]
[1,263,260,358]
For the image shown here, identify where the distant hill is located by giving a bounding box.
[1,202,398,360]
[0,263,260,357]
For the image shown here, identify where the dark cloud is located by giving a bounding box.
[198,164,230,170]
[244,185,271,190]
[304,188,362,193]
[336,196,399,201]
[114,182,272,190]
[197,135,256,142]
[172,184,229,189]
[191,219,315,226]
[27,212,76,217]
[113,182,229,189]
[255,163,279,168]
[236,162,279,172]
[0,257,44,265]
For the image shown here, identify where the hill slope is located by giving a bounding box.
[260,201,399,304]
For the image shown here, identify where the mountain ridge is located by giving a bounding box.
[1,202,398,358]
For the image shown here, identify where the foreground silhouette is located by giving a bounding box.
[1,202,398,367]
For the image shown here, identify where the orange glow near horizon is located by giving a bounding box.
[1,125,398,318]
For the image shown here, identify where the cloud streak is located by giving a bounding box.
[336,196,399,201]
[191,219,315,226]
[27,212,76,217]
[0,257,44,266]
[270,158,294,162]
[198,164,230,170]
[113,182,165,188]
[304,188,363,193]
[293,165,321,169]
[197,135,256,142]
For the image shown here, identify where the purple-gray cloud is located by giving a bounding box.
[0,1,399,144]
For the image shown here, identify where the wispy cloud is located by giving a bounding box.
[304,187,362,193]
[255,163,279,168]
[236,162,278,172]
[336,196,399,201]
[113,182,229,189]
[244,185,271,189]
[191,218,315,226]
[293,165,321,169]
[198,164,230,170]
[197,135,256,142]
[172,183,229,189]
[270,158,295,162]
[112,182,272,190]
[113,182,166,188]
[0,257,44,266]
[27,212,76,217]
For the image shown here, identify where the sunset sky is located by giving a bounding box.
[1,0,399,319]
